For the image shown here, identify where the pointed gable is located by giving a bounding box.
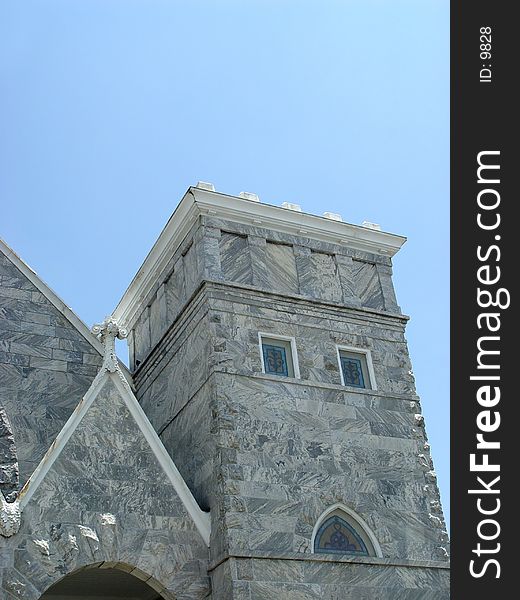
[14,369,210,598]
[0,238,103,487]
[20,371,210,545]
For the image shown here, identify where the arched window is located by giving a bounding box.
[312,505,381,557]
[314,514,369,555]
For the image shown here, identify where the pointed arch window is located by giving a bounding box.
[314,514,369,555]
[312,505,381,557]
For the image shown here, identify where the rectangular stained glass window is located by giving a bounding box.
[338,349,372,389]
[340,356,365,388]
[262,343,289,376]
[259,335,297,378]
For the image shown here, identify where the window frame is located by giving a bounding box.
[258,332,300,379]
[336,345,377,390]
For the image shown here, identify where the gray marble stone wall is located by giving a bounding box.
[127,217,448,597]
[207,287,414,394]
[135,299,216,516]
[219,233,252,285]
[131,282,449,597]
[129,216,402,371]
[1,207,445,598]
[0,377,210,600]
[209,554,449,599]
[0,251,102,487]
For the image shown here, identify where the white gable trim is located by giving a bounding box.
[0,237,104,356]
[19,369,211,546]
[110,373,211,545]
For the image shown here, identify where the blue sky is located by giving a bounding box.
[1,1,449,525]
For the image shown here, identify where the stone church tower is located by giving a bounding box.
[1,184,449,598]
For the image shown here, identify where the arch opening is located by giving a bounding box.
[39,567,169,600]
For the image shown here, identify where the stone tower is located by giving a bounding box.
[112,184,450,598]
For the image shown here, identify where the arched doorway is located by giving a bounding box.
[40,567,169,600]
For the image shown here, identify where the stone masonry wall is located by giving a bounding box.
[129,217,449,598]
[0,376,210,600]
[135,284,448,556]
[135,290,216,513]
[209,554,449,600]
[129,215,401,371]
[132,282,449,598]
[0,250,102,486]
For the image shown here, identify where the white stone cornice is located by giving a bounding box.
[112,187,407,329]
[192,187,406,254]
[112,189,200,330]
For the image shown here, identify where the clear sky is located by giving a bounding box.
[1,1,449,526]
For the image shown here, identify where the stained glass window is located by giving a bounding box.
[338,349,372,389]
[260,335,297,378]
[340,356,365,388]
[262,343,289,376]
[314,515,369,556]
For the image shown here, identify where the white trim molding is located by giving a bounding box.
[336,345,377,391]
[311,503,383,558]
[258,332,301,379]
[112,186,407,330]
[19,368,211,546]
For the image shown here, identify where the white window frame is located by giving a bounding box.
[336,345,377,391]
[258,332,300,379]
